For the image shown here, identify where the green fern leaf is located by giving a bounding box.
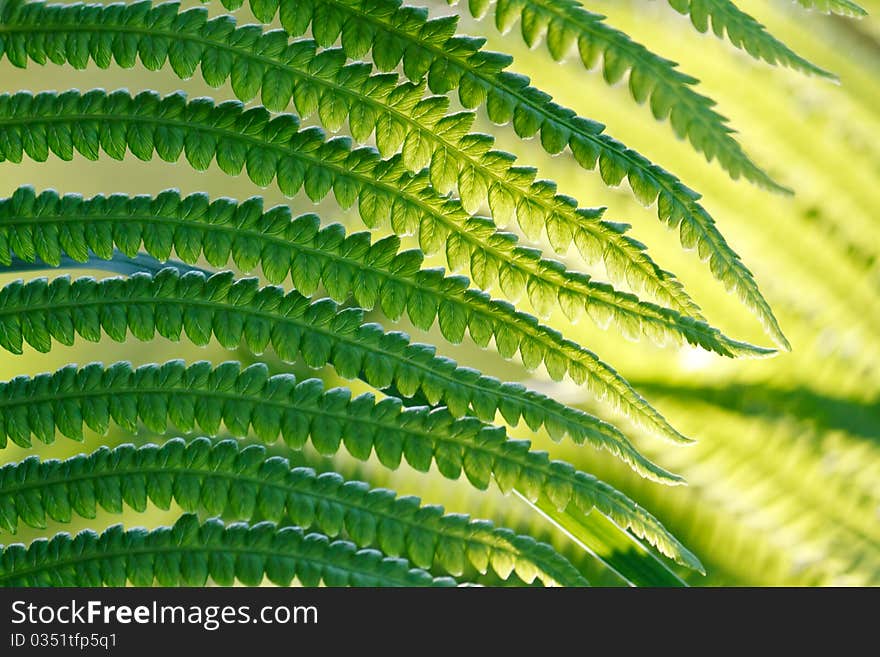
[0,513,456,586]
[518,492,689,586]
[0,360,703,570]
[0,91,776,358]
[0,0,702,317]
[0,438,589,585]
[0,268,680,483]
[196,0,790,348]
[664,0,835,78]
[451,0,785,188]
[791,0,867,17]
[0,187,694,446]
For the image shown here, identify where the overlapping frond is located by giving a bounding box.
[0,513,456,586]
[448,0,783,186]
[0,90,776,359]
[0,360,704,570]
[196,0,791,348]
[0,186,696,445]
[0,268,681,483]
[663,0,834,77]
[0,0,703,316]
[0,438,589,585]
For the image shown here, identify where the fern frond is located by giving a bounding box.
[0,90,777,359]
[0,512,456,586]
[663,0,835,78]
[0,0,700,316]
[452,0,787,188]
[0,186,696,445]
[792,0,867,16]
[202,0,791,349]
[213,0,778,190]
[0,360,703,570]
[0,269,681,484]
[0,438,589,585]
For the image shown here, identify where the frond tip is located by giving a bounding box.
[0,513,458,586]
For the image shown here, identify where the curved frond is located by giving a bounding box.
[212,0,779,190]
[0,438,589,585]
[0,186,696,445]
[0,268,681,483]
[0,513,456,586]
[0,0,700,315]
[451,0,785,188]
[0,90,776,358]
[664,0,835,78]
[201,0,791,348]
[0,360,703,570]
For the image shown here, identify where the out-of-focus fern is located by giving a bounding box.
[792,0,867,16]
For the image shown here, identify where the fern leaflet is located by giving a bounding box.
[0,513,456,586]
[0,438,589,585]
[201,0,791,349]
[0,187,694,446]
[0,0,702,316]
[0,360,703,570]
[0,269,681,484]
[0,90,776,359]
[451,0,785,189]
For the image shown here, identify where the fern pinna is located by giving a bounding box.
[0,0,861,587]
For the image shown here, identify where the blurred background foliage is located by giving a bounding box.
[1,0,878,585]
